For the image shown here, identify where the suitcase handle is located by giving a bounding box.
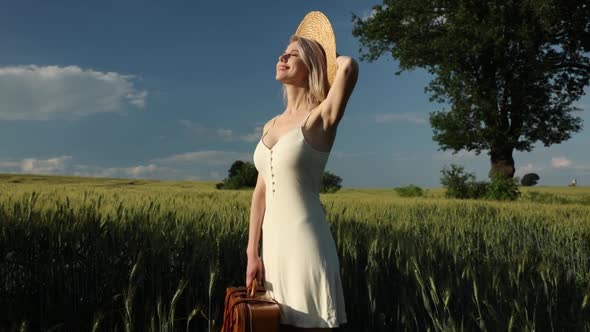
[248,278,259,297]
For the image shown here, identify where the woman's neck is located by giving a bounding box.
[284,84,316,115]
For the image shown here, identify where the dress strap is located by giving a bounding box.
[263,115,279,136]
[301,105,319,129]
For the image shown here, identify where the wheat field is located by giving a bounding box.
[1,173,589,331]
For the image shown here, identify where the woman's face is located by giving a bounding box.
[276,41,309,85]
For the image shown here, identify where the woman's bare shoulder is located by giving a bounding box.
[261,114,279,135]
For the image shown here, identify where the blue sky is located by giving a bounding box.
[0,1,588,188]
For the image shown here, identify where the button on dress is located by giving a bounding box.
[252,112,347,328]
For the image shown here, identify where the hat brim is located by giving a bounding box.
[295,11,337,87]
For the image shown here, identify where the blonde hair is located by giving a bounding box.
[282,35,330,107]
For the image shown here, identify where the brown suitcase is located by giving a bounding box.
[220,278,280,332]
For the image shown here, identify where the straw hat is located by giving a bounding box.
[294,11,337,86]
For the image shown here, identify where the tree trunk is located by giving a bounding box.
[488,146,515,179]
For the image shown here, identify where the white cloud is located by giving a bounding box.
[180,120,227,139]
[20,156,73,174]
[216,128,234,139]
[332,151,377,159]
[375,112,427,124]
[551,157,572,168]
[361,4,388,21]
[239,126,263,143]
[127,164,158,176]
[128,91,148,108]
[0,161,21,168]
[179,120,262,143]
[0,65,147,121]
[361,8,378,21]
[515,163,543,175]
[572,164,590,172]
[72,163,177,179]
[0,155,73,174]
[151,150,252,166]
[391,152,421,161]
[432,149,480,160]
[0,155,177,179]
[0,150,246,181]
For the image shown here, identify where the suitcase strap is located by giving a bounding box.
[229,297,278,308]
[222,286,279,331]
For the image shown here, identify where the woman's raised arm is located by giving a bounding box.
[320,55,359,128]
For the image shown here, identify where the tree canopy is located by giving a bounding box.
[352,0,589,178]
[521,173,540,186]
[216,160,258,189]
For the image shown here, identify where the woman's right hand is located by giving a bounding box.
[246,254,264,289]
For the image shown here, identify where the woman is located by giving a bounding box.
[246,13,359,331]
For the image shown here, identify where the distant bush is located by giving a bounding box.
[440,164,476,199]
[440,164,521,201]
[467,181,489,200]
[321,171,342,193]
[217,162,343,193]
[521,173,540,186]
[394,184,424,197]
[486,174,521,201]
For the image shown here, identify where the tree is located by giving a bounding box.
[228,160,245,178]
[216,160,258,189]
[321,171,342,193]
[352,0,589,179]
[521,173,540,186]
